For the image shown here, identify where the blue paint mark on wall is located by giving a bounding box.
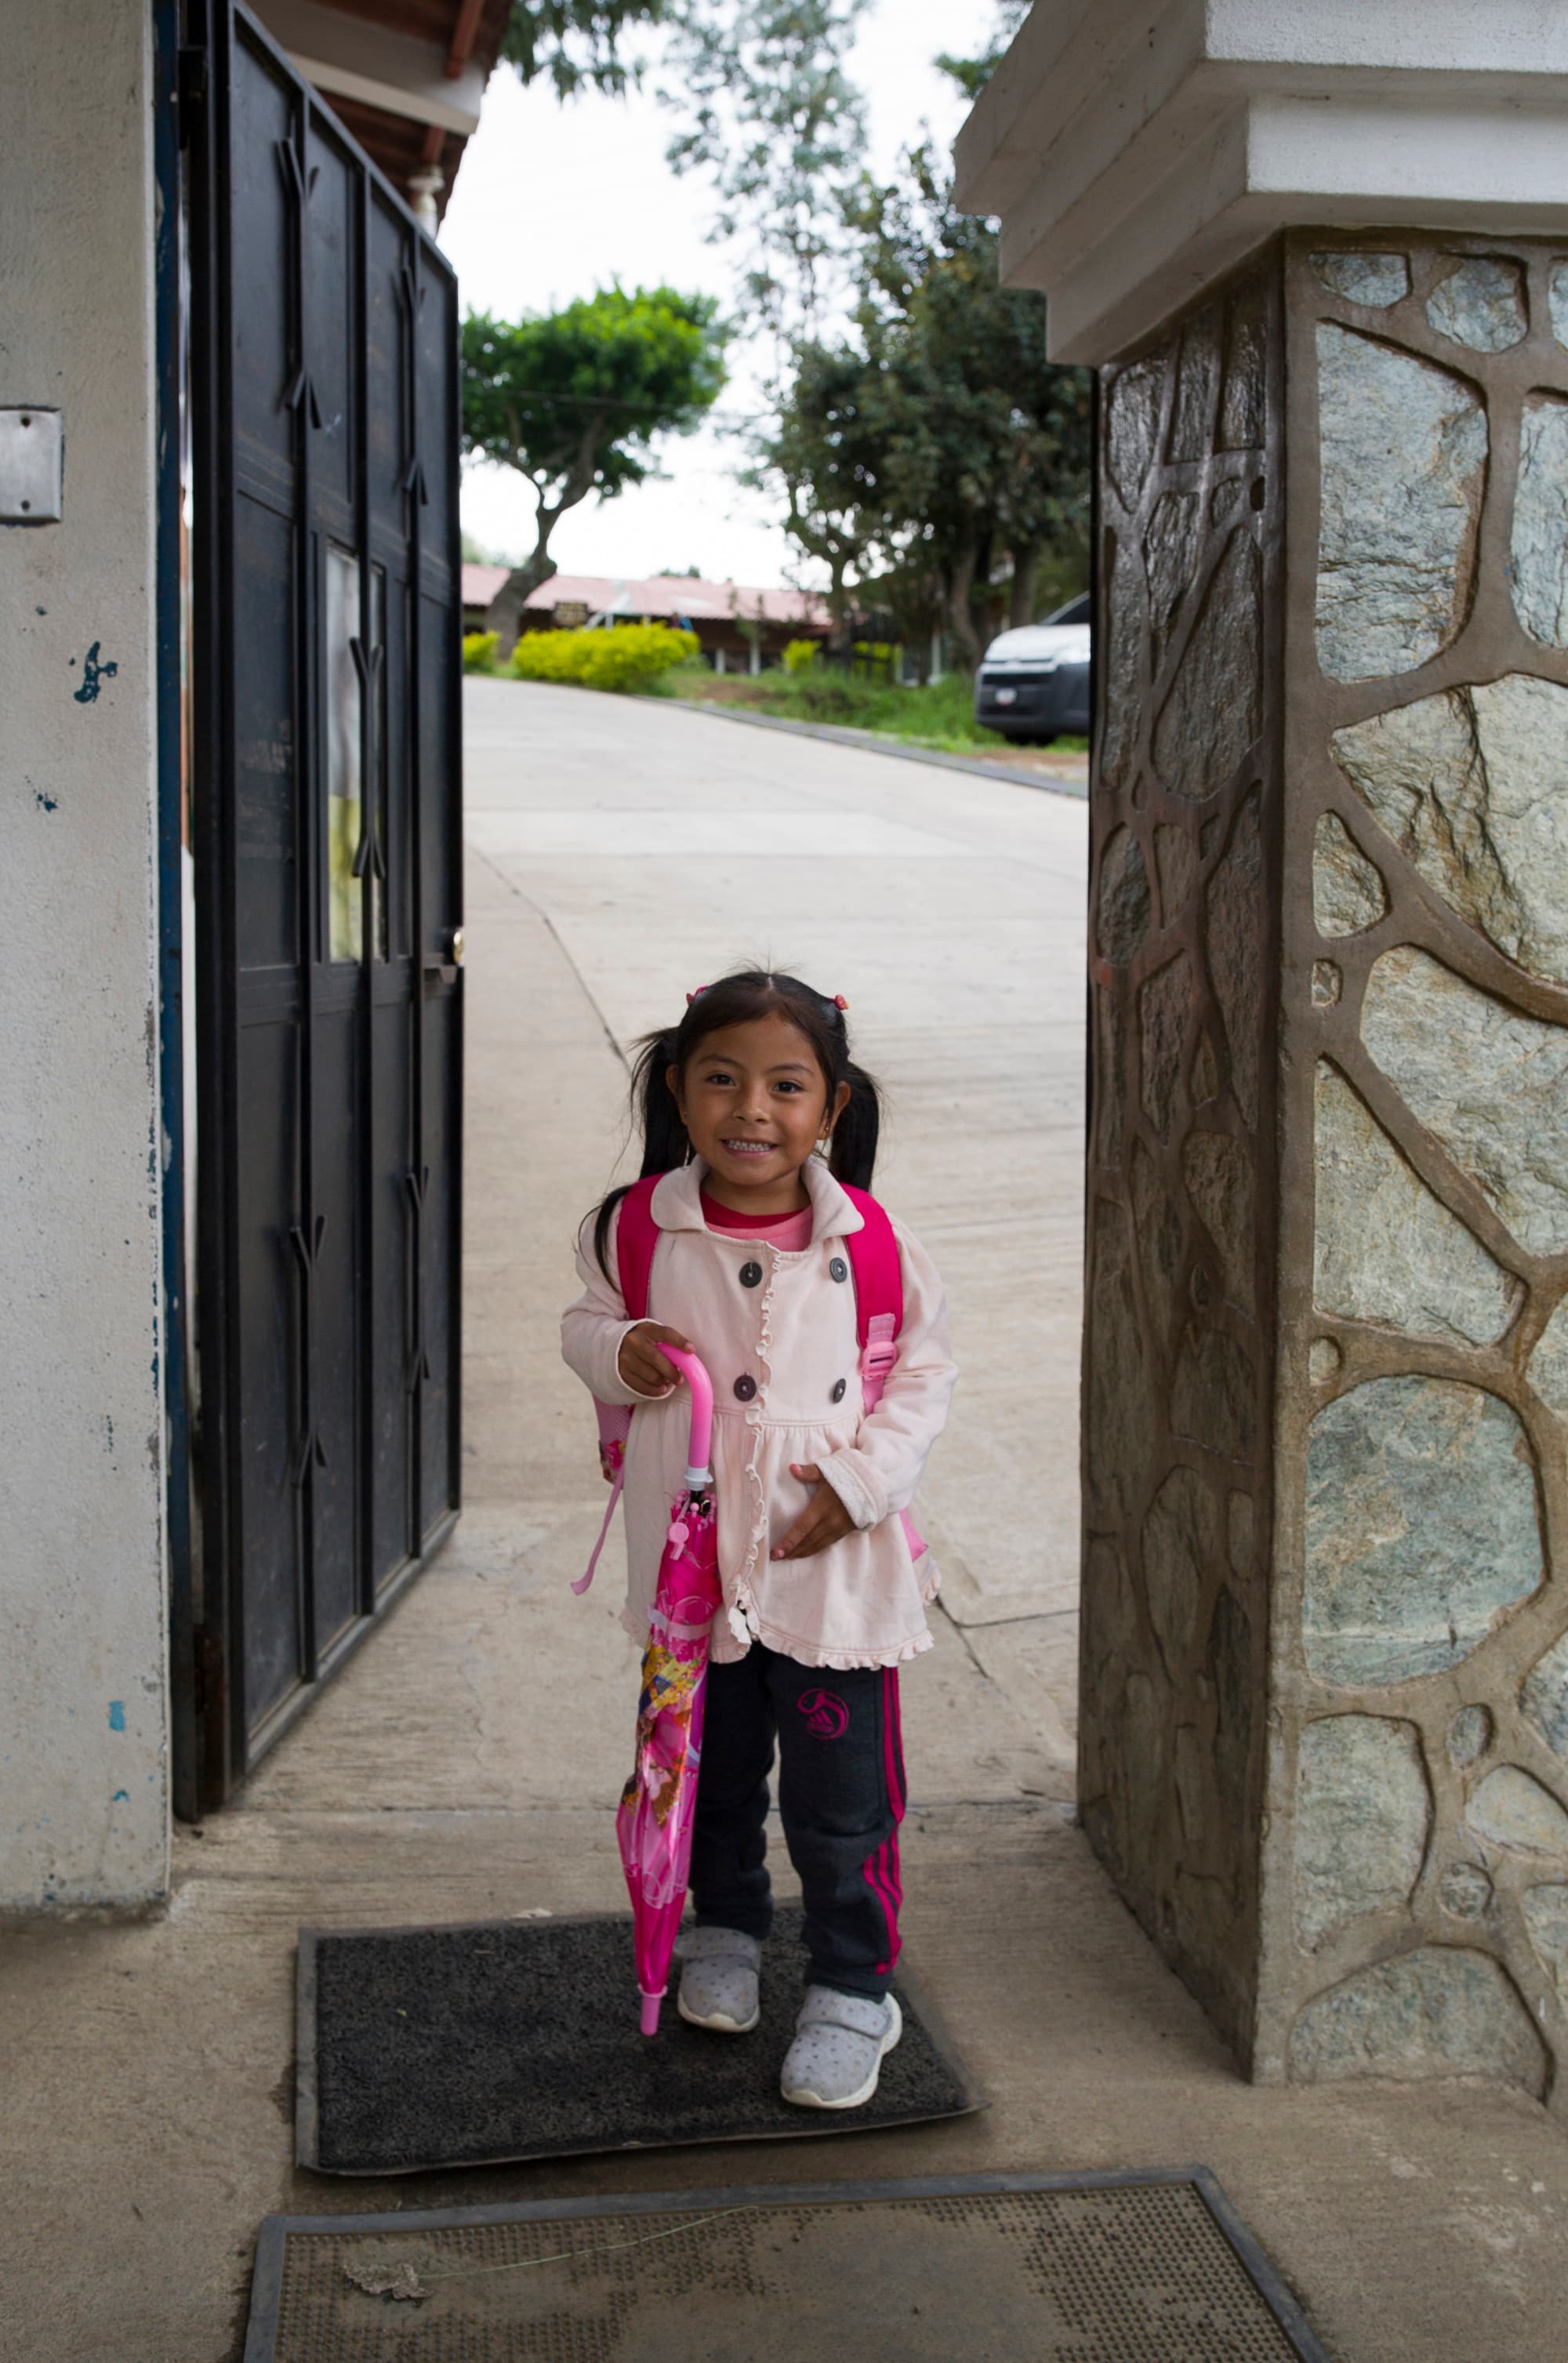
[34,787,58,812]
[111,1789,129,1802]
[72,642,118,704]
[108,1701,126,1732]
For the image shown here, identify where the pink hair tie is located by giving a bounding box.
[685,985,709,1005]
[833,994,849,1011]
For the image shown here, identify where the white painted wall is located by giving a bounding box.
[0,2,169,1905]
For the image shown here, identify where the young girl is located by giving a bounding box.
[561,970,956,2111]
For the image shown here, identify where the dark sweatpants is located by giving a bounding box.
[690,1642,907,2000]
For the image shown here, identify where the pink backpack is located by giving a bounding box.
[575,1173,924,1595]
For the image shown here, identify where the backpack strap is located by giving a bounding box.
[839,1184,902,1411]
[615,1172,662,1322]
[838,1185,926,1563]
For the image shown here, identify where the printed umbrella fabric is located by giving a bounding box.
[615,1344,724,2035]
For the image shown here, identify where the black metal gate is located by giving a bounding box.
[180,0,462,1812]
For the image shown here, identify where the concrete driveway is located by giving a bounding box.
[2,682,1564,2363]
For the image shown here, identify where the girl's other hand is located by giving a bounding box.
[617,1319,695,1399]
[772,1462,855,1560]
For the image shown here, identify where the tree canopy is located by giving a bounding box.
[933,2,1029,104]
[500,1,667,100]
[655,0,1087,665]
[460,285,728,623]
[750,140,1091,667]
[661,0,871,350]
[484,2,1086,667]
[853,142,1091,664]
[741,339,883,620]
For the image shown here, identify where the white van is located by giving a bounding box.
[973,593,1091,745]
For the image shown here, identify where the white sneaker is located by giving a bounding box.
[676,1926,762,2034]
[779,1986,902,2109]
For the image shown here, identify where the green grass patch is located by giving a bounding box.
[648,666,1087,757]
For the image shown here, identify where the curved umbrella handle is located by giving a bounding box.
[655,1343,713,1486]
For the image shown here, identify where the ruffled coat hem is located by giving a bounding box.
[619,1601,936,1670]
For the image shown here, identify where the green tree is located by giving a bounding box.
[460,286,728,644]
[670,1,1088,669]
[743,339,884,625]
[933,2,1029,103]
[851,143,1092,664]
[754,122,1091,673]
[661,0,871,350]
[500,1,669,99]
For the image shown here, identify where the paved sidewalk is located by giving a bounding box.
[0,681,1563,2362]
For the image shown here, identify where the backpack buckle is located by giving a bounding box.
[859,1312,899,1408]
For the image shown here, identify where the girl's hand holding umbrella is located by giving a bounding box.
[617,1320,695,1401]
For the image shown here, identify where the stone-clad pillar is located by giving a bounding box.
[957,9,1568,2103]
[1083,262,1283,2066]
[1088,236,1568,2096]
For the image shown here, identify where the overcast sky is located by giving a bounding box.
[440,2,979,588]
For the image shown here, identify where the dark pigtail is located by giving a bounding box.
[586,968,884,1279]
[590,1029,689,1279]
[829,1057,880,1191]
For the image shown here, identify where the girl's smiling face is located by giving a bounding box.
[671,1011,850,1211]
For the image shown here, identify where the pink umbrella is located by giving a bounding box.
[616,1343,724,2035]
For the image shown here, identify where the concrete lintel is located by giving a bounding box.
[251,0,484,136]
[1013,95,1568,361]
[953,0,1181,221]
[958,0,1568,361]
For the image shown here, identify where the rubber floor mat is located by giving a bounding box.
[245,2169,1330,2362]
[296,1907,979,2173]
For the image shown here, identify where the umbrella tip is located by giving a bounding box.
[640,1991,664,2037]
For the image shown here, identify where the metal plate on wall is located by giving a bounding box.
[0,408,64,522]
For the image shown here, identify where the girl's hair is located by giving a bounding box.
[590,968,882,1279]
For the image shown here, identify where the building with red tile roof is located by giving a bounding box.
[462,567,832,671]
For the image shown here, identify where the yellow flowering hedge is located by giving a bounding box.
[510,623,699,694]
[463,630,500,673]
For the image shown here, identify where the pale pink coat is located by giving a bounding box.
[561,1158,958,1669]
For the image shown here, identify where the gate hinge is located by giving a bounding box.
[193,1623,224,1720]
[177,46,209,146]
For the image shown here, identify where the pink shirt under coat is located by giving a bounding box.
[561,1158,958,1669]
[699,1190,815,1254]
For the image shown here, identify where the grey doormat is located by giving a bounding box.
[245,2169,1329,2362]
[296,1907,979,2175]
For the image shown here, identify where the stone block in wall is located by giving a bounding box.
[1294,1715,1430,1947]
[1314,326,1486,682]
[1361,948,1568,1255]
[1332,678,1568,983]
[1302,1377,1541,1686]
[1312,1065,1519,1346]
[1287,1949,1548,2097]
